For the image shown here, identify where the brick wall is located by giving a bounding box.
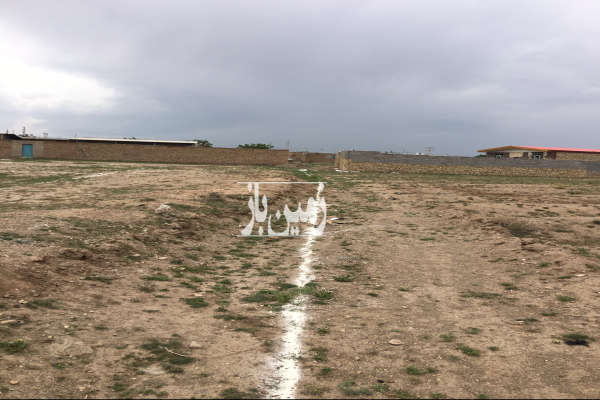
[337,151,600,178]
[0,137,11,158]
[0,138,289,166]
[290,152,335,163]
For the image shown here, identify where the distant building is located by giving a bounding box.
[478,146,600,162]
[0,133,288,165]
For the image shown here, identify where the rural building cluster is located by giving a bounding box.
[1,133,599,179]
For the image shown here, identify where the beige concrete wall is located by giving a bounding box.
[555,152,600,161]
[342,159,589,177]
[337,151,600,177]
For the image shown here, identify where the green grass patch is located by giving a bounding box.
[405,365,437,375]
[0,231,24,241]
[94,325,109,330]
[391,389,416,399]
[142,273,171,281]
[0,339,27,354]
[300,384,330,396]
[311,346,328,362]
[333,274,355,282]
[440,333,455,342]
[585,263,600,272]
[338,381,372,396]
[500,282,518,290]
[372,383,389,393]
[25,298,58,309]
[562,333,594,346]
[556,295,576,302]
[180,297,208,308]
[219,388,254,399]
[457,344,480,357]
[214,313,246,321]
[430,393,448,399]
[241,282,333,306]
[140,337,195,370]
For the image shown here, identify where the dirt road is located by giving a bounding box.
[1,160,599,398]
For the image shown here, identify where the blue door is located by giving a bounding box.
[22,144,33,158]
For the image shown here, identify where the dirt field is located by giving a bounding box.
[1,160,599,399]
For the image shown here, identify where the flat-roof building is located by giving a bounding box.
[0,133,288,165]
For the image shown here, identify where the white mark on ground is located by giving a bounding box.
[74,171,119,179]
[267,185,324,399]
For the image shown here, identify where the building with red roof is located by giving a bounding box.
[478,146,600,162]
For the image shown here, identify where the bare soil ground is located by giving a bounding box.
[1,160,600,399]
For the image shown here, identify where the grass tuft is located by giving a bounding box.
[180,297,208,308]
[338,381,372,396]
[0,339,27,354]
[457,344,480,357]
[556,295,576,303]
[562,333,594,346]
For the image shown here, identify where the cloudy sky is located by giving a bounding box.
[0,1,598,155]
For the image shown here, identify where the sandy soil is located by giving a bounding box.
[301,168,600,399]
[1,160,599,398]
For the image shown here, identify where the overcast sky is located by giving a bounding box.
[0,1,599,155]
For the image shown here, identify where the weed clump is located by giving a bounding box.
[180,297,208,308]
[440,333,455,342]
[140,338,195,372]
[241,282,333,307]
[562,333,594,346]
[338,381,372,396]
[220,387,254,399]
[405,365,437,375]
[311,346,328,362]
[556,295,576,303]
[0,339,27,354]
[461,291,500,299]
[497,220,538,238]
[457,344,480,357]
[25,299,58,309]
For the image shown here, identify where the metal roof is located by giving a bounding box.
[74,137,197,144]
[478,146,600,154]
[1,134,197,145]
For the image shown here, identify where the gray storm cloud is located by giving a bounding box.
[0,0,599,154]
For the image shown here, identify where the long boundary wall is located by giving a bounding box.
[289,151,335,163]
[336,151,600,178]
[0,138,289,166]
